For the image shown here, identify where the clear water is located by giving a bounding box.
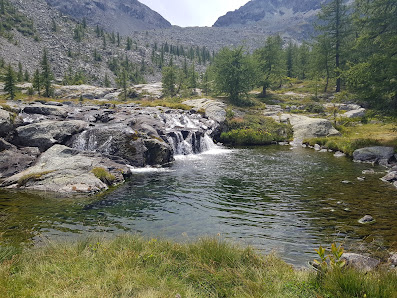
[1,145,396,266]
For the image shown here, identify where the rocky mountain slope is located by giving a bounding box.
[214,0,331,39]
[45,0,172,35]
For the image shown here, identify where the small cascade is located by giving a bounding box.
[163,112,219,156]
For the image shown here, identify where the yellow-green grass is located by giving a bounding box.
[306,123,397,156]
[1,236,396,297]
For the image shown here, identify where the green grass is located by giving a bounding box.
[220,113,293,146]
[0,236,395,297]
[91,167,116,186]
[305,122,397,156]
[17,171,55,187]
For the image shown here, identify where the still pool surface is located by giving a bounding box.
[1,145,396,266]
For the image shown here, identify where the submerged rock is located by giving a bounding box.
[381,171,397,183]
[1,145,131,194]
[341,253,380,272]
[358,215,375,224]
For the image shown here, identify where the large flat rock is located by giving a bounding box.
[1,145,131,194]
[14,120,88,151]
[183,98,227,123]
[271,113,340,141]
[353,146,395,163]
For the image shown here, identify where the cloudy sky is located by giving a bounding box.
[139,0,250,27]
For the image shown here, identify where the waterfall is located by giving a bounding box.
[164,113,219,156]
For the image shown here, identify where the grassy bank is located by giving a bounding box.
[305,122,397,156]
[0,236,396,297]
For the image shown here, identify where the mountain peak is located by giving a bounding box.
[45,0,172,34]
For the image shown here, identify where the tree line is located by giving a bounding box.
[163,0,396,113]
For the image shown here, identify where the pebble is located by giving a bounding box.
[358,215,375,224]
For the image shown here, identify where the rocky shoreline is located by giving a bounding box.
[0,85,226,194]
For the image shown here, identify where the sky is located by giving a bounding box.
[139,0,251,27]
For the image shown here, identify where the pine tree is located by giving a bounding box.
[212,46,258,104]
[126,37,132,51]
[104,73,110,88]
[0,0,5,15]
[4,64,17,100]
[102,35,107,49]
[17,62,23,82]
[40,49,54,97]
[254,35,285,97]
[24,70,29,82]
[117,68,128,101]
[316,0,351,92]
[32,69,41,95]
[162,66,177,97]
[82,18,87,29]
[117,32,120,47]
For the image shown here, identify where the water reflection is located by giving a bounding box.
[0,146,396,266]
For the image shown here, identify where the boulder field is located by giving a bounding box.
[0,97,223,194]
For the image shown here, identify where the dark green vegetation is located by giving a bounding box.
[201,0,396,115]
[220,113,293,146]
[0,0,37,40]
[0,236,395,297]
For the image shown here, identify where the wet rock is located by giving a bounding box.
[14,120,88,152]
[67,125,173,167]
[341,180,352,184]
[341,253,380,272]
[358,215,375,224]
[0,138,15,151]
[357,177,365,181]
[381,171,397,183]
[0,108,15,137]
[23,103,68,118]
[1,145,131,194]
[334,151,346,158]
[314,144,321,151]
[0,147,40,178]
[183,98,227,123]
[353,146,395,163]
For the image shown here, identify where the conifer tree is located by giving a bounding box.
[24,70,29,82]
[104,73,110,88]
[117,68,128,101]
[17,62,23,82]
[32,69,41,95]
[126,37,132,51]
[4,64,17,100]
[40,49,54,97]
[1,0,5,15]
[316,0,351,92]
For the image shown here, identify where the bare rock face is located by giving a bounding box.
[0,108,15,138]
[0,139,40,179]
[183,99,227,123]
[1,145,131,194]
[213,0,331,38]
[13,120,88,152]
[45,0,171,34]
